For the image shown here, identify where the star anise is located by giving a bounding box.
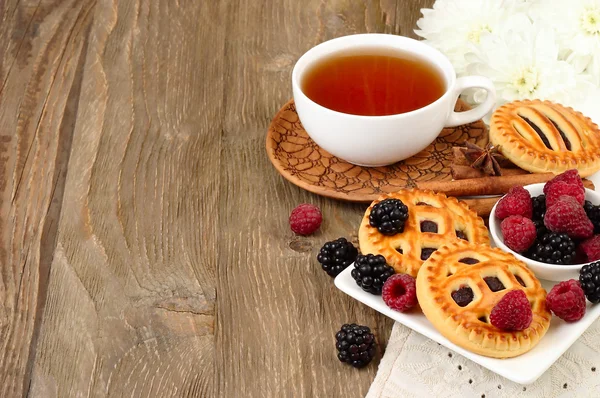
[460,142,506,176]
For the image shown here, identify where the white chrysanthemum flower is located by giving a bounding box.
[503,0,544,13]
[415,0,514,73]
[572,87,600,125]
[465,16,593,117]
[531,0,600,82]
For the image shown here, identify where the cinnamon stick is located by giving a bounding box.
[416,173,595,197]
[452,147,470,166]
[461,197,500,217]
[451,164,527,180]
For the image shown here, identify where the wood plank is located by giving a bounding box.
[0,0,439,395]
[27,0,226,396]
[217,1,433,397]
[0,1,97,396]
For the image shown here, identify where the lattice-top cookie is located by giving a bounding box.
[416,240,551,358]
[490,99,600,177]
[358,189,489,277]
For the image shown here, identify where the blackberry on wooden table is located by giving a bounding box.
[335,323,376,368]
[316,238,358,277]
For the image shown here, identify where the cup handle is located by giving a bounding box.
[444,76,497,128]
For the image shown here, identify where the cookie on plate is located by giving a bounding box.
[358,189,489,277]
[416,240,551,358]
[490,99,600,177]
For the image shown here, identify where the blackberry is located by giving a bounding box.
[369,198,409,236]
[579,262,600,303]
[584,200,600,234]
[532,218,548,239]
[317,238,358,277]
[351,254,395,295]
[532,194,546,220]
[526,232,576,265]
[335,323,376,368]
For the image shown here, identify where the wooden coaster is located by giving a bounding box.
[266,99,488,202]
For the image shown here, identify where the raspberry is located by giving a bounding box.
[544,169,584,195]
[489,290,533,331]
[495,186,533,220]
[579,235,600,262]
[546,279,587,322]
[382,274,417,312]
[545,180,585,208]
[289,204,322,235]
[500,215,537,253]
[544,196,593,239]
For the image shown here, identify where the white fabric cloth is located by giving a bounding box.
[366,320,600,398]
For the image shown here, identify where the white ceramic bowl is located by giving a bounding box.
[489,183,600,281]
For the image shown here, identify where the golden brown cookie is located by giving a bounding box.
[416,240,551,358]
[490,99,600,177]
[358,189,489,277]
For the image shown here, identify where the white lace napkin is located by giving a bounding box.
[366,320,600,398]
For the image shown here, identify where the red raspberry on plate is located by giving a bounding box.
[544,196,593,239]
[495,186,533,220]
[546,279,586,322]
[579,235,600,262]
[500,215,537,253]
[545,180,585,208]
[382,274,417,312]
[544,169,584,195]
[490,290,532,331]
[289,204,322,235]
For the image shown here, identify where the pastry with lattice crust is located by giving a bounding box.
[416,240,551,358]
[358,189,489,277]
[490,100,600,177]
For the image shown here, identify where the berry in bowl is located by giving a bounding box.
[489,170,600,281]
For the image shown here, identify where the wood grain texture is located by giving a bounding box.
[0,0,96,396]
[0,0,436,397]
[218,1,433,397]
[27,0,225,396]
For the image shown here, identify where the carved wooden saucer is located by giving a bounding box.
[266,99,488,202]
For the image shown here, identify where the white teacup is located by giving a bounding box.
[292,34,497,167]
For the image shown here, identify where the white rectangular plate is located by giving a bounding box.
[334,266,600,384]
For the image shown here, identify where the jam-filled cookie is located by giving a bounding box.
[490,99,600,177]
[416,240,551,358]
[358,189,489,277]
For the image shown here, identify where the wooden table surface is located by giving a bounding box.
[1,1,433,396]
